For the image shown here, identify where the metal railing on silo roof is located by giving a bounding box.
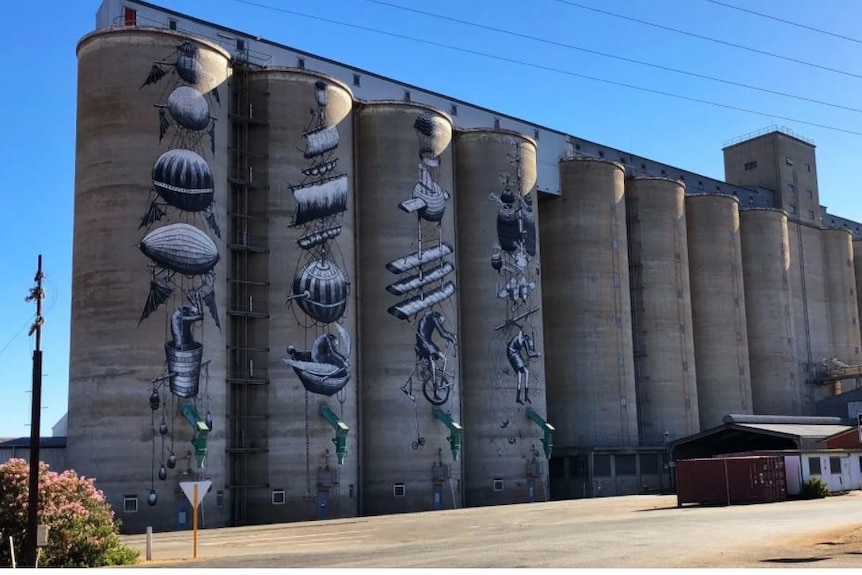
[723,125,815,148]
[111,13,273,68]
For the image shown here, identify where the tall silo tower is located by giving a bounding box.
[625,177,699,444]
[245,69,358,523]
[70,28,230,532]
[739,209,801,415]
[540,158,638,449]
[685,194,752,428]
[355,102,463,515]
[455,129,550,506]
[821,229,862,391]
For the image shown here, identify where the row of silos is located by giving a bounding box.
[70,27,552,532]
[70,27,862,532]
[537,157,862,451]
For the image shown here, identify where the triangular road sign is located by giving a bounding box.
[180,480,212,507]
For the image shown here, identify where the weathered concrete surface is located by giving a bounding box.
[121,493,862,568]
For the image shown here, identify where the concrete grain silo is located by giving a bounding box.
[247,69,358,522]
[70,28,230,532]
[821,229,862,382]
[855,240,862,346]
[454,129,550,506]
[355,102,463,515]
[625,177,699,444]
[685,194,752,428]
[540,158,638,448]
[787,222,829,407]
[739,209,801,415]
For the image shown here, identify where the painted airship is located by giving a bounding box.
[139,223,220,276]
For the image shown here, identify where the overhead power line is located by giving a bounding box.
[361,0,862,115]
[705,0,862,46]
[217,0,862,137]
[550,0,862,81]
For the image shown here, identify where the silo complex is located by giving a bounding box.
[855,240,862,345]
[355,102,463,515]
[455,129,549,506]
[739,209,801,415]
[821,229,862,369]
[541,158,638,447]
[787,223,829,406]
[247,69,358,522]
[685,195,752,428]
[625,178,699,443]
[70,29,230,532]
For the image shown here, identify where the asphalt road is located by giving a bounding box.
[121,492,862,568]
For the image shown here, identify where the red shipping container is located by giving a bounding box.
[676,456,787,507]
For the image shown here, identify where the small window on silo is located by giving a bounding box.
[493,478,504,491]
[640,454,659,475]
[598,150,605,158]
[393,483,406,497]
[450,104,458,116]
[493,118,501,129]
[168,19,178,30]
[805,163,811,172]
[809,457,821,475]
[807,210,815,221]
[616,455,636,476]
[575,144,582,151]
[403,90,411,102]
[660,169,666,175]
[594,454,611,476]
[640,163,646,170]
[236,38,246,51]
[216,490,224,508]
[534,129,541,141]
[353,74,361,87]
[789,204,797,214]
[271,489,286,505]
[786,156,793,166]
[123,7,137,26]
[297,57,305,69]
[123,496,138,513]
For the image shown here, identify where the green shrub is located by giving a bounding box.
[0,459,140,567]
[800,476,829,499]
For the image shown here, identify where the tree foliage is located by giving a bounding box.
[0,458,139,567]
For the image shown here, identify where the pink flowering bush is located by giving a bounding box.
[0,459,139,567]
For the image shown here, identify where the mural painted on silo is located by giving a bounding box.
[387,112,458,449]
[490,141,540,406]
[283,80,352,487]
[138,41,222,506]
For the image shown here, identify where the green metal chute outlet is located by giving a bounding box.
[181,403,210,469]
[432,407,462,461]
[526,408,554,459]
[319,404,349,465]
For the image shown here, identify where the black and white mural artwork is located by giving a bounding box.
[490,140,540,406]
[284,81,351,399]
[138,41,222,506]
[283,81,352,492]
[386,112,458,449]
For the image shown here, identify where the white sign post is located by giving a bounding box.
[179,480,211,559]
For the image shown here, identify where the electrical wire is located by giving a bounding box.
[218,0,862,137]
[0,315,36,359]
[549,0,862,81]
[361,0,862,115]
[704,0,862,46]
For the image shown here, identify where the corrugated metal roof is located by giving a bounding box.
[735,423,852,438]
[0,436,67,448]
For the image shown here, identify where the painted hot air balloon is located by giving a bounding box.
[139,223,220,276]
[292,258,349,325]
[152,149,214,212]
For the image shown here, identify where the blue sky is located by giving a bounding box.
[2,0,862,437]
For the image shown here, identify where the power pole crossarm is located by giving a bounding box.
[25,254,45,568]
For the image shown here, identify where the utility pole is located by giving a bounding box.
[25,255,44,568]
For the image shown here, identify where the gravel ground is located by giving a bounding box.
[121,492,862,568]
